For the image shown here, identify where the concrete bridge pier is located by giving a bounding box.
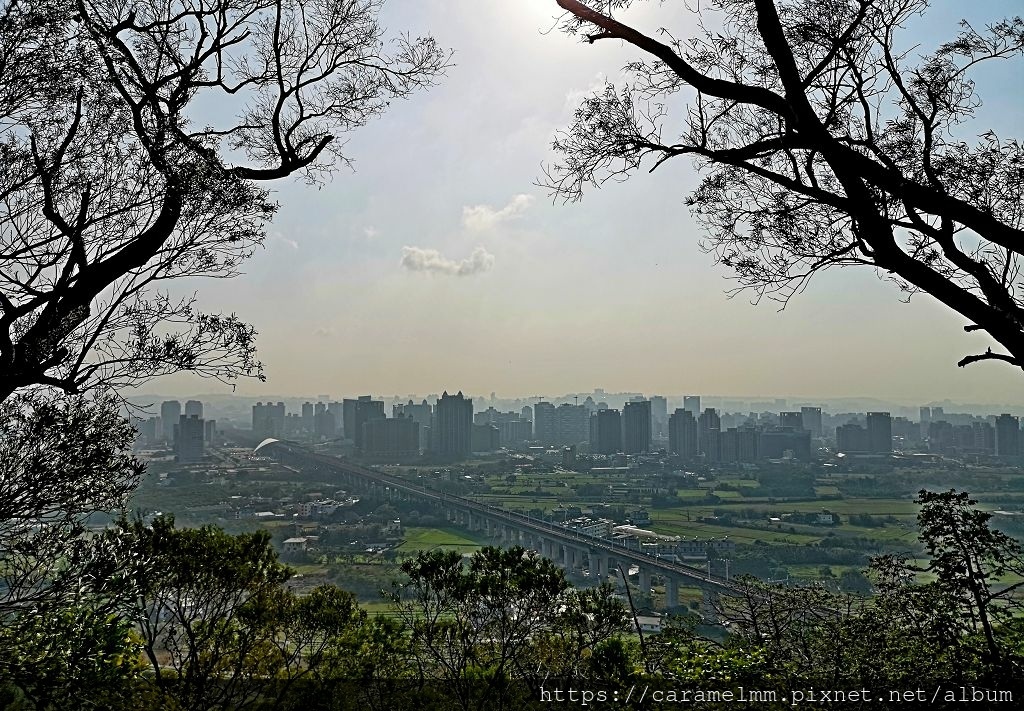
[701,589,720,623]
[638,568,652,596]
[665,576,680,609]
[569,547,585,573]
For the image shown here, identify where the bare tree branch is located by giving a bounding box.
[546,0,1024,371]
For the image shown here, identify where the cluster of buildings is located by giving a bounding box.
[831,407,1016,458]
[664,403,815,462]
[133,399,217,463]
[243,390,1024,463]
[247,390,817,463]
[910,407,1016,457]
[556,514,735,561]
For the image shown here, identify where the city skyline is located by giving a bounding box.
[139,392,1017,462]
[132,387,1024,421]
[141,0,1024,406]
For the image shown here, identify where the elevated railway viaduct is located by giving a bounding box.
[252,438,740,606]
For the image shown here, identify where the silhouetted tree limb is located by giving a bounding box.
[547,0,1024,371]
[0,389,144,705]
[957,348,1022,369]
[0,0,451,402]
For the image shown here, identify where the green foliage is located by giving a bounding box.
[703,489,1024,695]
[0,392,146,708]
[389,546,632,709]
[0,604,144,710]
[111,516,390,710]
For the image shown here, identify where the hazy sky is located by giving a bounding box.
[148,0,1024,406]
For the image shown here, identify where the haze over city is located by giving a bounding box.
[5,0,1024,704]
[138,0,1024,407]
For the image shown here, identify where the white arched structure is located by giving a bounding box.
[253,437,280,454]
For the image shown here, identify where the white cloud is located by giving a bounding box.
[400,245,495,276]
[564,73,614,112]
[313,326,336,338]
[363,226,379,240]
[462,194,534,232]
[269,231,299,249]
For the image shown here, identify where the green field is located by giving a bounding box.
[676,489,711,499]
[716,479,760,488]
[649,511,824,544]
[359,599,402,619]
[397,526,490,553]
[712,490,743,499]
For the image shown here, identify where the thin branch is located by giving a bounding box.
[957,348,1022,369]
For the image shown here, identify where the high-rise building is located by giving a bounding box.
[395,399,433,426]
[703,428,722,462]
[554,403,589,445]
[342,399,357,439]
[344,396,384,450]
[836,423,868,453]
[720,428,738,463]
[779,411,804,430]
[327,401,344,435]
[204,419,217,444]
[499,419,532,447]
[160,400,181,442]
[301,402,315,433]
[683,395,701,415]
[252,402,269,436]
[134,416,159,447]
[892,416,920,445]
[758,427,811,459]
[995,414,1020,457]
[622,400,652,454]
[866,412,893,453]
[928,420,954,453]
[736,428,759,461]
[314,409,336,438]
[341,396,383,446]
[252,401,287,438]
[533,401,556,444]
[362,416,420,458]
[394,399,433,450]
[649,395,668,439]
[720,426,761,465]
[972,421,995,454]
[800,406,823,438]
[174,415,205,463]
[475,406,499,425]
[472,423,500,452]
[698,407,720,451]
[668,409,699,458]
[434,391,473,458]
[590,409,622,455]
[521,405,533,422]
[721,428,759,462]
[184,400,203,418]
